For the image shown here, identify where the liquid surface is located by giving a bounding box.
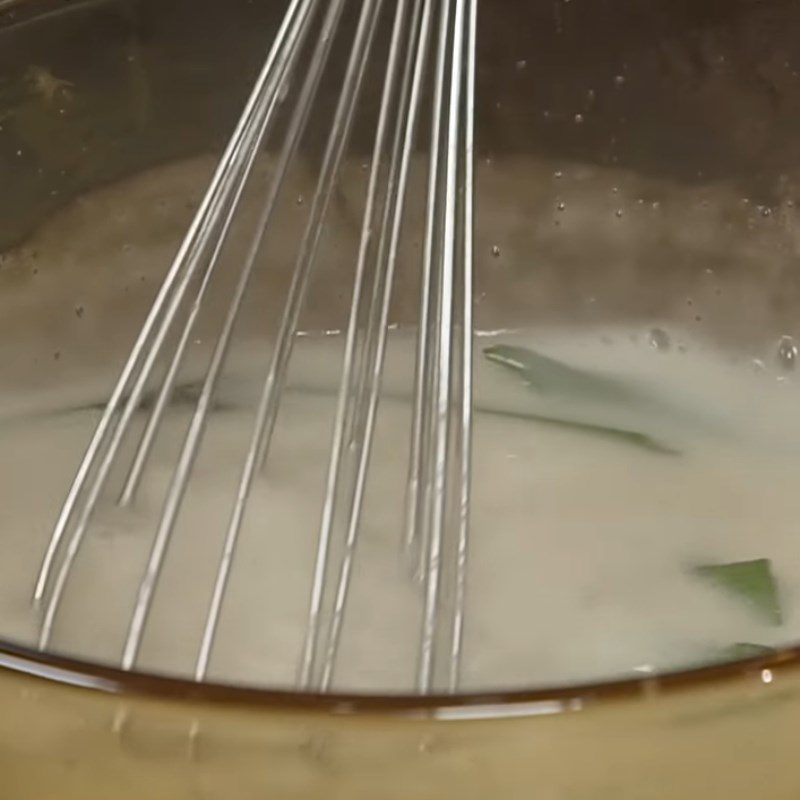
[2,324,800,693]
[2,156,800,695]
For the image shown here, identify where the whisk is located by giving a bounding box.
[31,0,476,696]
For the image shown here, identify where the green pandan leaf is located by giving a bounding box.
[484,344,643,404]
[693,559,782,625]
[483,344,679,455]
[684,642,775,670]
[719,642,776,661]
[481,407,679,455]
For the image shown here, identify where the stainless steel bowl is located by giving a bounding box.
[3,1,800,797]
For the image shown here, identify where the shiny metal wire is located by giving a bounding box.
[33,0,476,694]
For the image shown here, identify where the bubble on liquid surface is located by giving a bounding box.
[556,201,566,211]
[648,328,670,351]
[491,245,501,257]
[614,74,626,86]
[574,113,584,124]
[777,335,798,370]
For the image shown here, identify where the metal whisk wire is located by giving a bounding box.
[193,0,387,682]
[34,0,320,633]
[32,0,476,696]
[33,0,311,612]
[296,0,428,691]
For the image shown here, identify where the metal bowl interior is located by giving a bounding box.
[4,0,800,796]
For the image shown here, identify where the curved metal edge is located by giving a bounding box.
[0,636,796,719]
[2,0,799,725]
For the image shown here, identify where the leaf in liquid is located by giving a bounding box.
[682,642,775,671]
[482,344,679,455]
[482,407,679,455]
[484,344,644,404]
[720,642,775,661]
[693,559,782,626]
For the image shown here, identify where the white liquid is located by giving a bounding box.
[2,326,800,694]
[2,156,800,694]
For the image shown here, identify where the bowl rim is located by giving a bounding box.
[0,636,797,717]
[2,0,798,722]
